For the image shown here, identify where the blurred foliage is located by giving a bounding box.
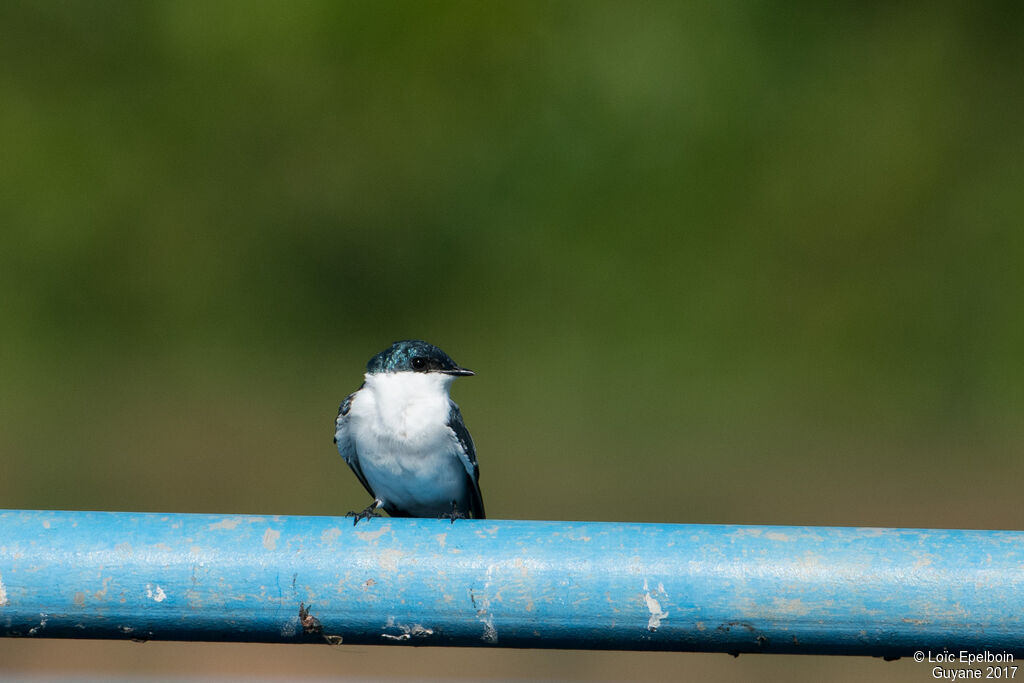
[2,2,1023,526]
[2,2,1023,680]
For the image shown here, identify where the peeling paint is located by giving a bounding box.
[354,524,391,542]
[854,527,887,537]
[208,518,242,530]
[379,548,404,572]
[643,579,669,631]
[381,616,435,641]
[94,576,112,601]
[262,528,281,551]
[479,613,497,643]
[771,597,811,616]
[731,528,763,538]
[27,614,47,635]
[472,565,500,644]
[320,527,341,544]
[146,584,167,602]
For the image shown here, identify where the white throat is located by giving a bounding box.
[355,371,455,441]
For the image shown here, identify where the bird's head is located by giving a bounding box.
[366,340,474,377]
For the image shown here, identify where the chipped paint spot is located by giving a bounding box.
[471,564,500,644]
[263,528,281,550]
[363,578,376,589]
[644,593,667,629]
[771,597,811,616]
[0,571,7,606]
[354,524,391,542]
[479,612,497,643]
[379,549,403,572]
[320,527,341,544]
[854,527,886,536]
[643,578,669,631]
[435,533,447,548]
[731,528,763,538]
[381,616,435,641]
[208,518,242,530]
[765,532,792,542]
[28,615,47,635]
[42,520,51,529]
[94,575,112,601]
[73,591,86,607]
[146,584,167,602]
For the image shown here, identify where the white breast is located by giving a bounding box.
[351,371,455,445]
[346,371,468,515]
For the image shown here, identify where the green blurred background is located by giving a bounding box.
[1,2,1022,681]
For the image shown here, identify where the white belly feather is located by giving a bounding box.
[347,372,468,515]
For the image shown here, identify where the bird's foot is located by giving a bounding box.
[438,500,467,524]
[347,500,383,526]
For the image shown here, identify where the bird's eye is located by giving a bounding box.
[411,357,427,370]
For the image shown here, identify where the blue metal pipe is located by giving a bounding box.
[1,510,1022,656]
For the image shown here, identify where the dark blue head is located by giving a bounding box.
[366,340,474,376]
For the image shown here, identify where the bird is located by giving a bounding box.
[334,340,485,524]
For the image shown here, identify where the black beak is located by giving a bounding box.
[443,367,475,376]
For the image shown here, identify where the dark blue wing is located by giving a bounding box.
[448,401,486,519]
[334,389,375,499]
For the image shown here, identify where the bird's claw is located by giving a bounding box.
[347,502,382,526]
[438,500,466,524]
